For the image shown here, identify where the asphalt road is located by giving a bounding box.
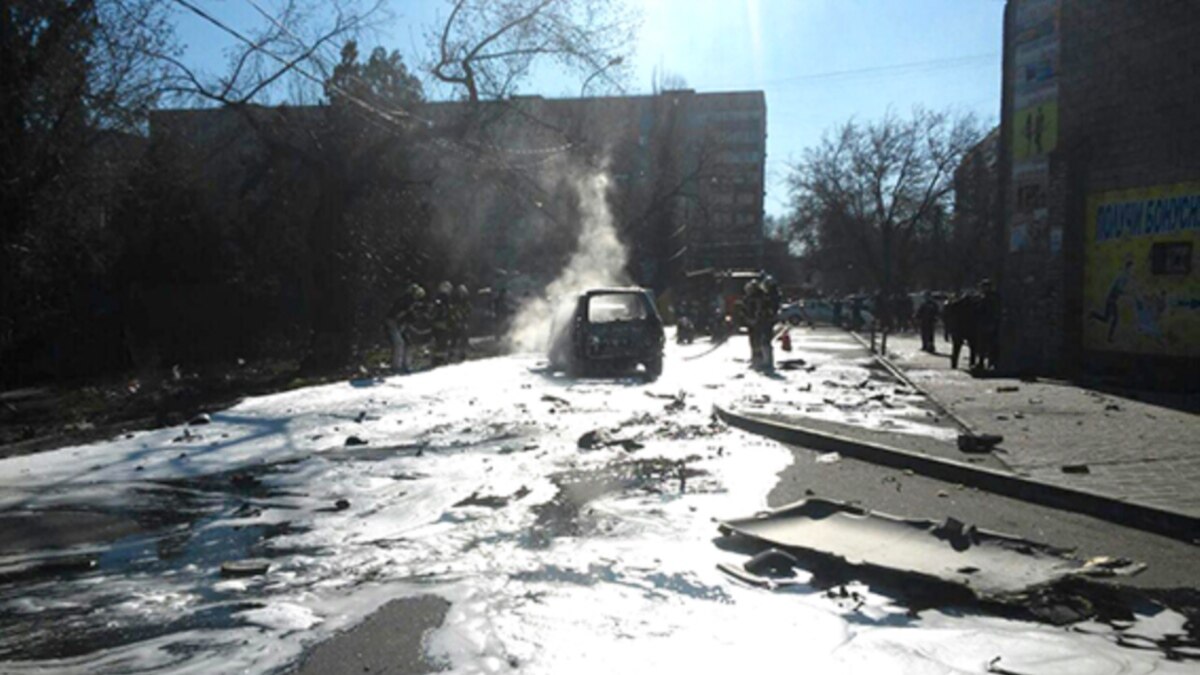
[0,328,1194,673]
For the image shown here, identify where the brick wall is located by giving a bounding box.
[999,0,1200,384]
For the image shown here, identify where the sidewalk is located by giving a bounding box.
[881,332,1200,518]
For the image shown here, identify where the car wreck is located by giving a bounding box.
[548,288,665,379]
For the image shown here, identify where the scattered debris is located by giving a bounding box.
[230,473,262,490]
[0,554,98,583]
[815,452,841,464]
[220,559,270,578]
[1076,555,1145,578]
[577,429,615,450]
[577,429,642,452]
[1023,588,1096,625]
[719,499,1104,598]
[1061,464,1090,474]
[743,548,800,577]
[454,486,531,509]
[958,433,1003,453]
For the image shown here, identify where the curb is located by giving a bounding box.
[714,405,1200,545]
[844,330,978,436]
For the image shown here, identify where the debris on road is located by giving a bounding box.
[0,554,98,584]
[815,452,841,464]
[540,394,571,408]
[743,548,800,577]
[453,486,531,509]
[577,428,643,452]
[718,498,1100,598]
[958,433,1003,453]
[220,559,271,578]
[777,358,811,371]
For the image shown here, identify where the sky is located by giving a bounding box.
[174,0,1007,217]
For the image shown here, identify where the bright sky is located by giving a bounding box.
[175,0,1006,217]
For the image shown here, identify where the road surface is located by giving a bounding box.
[0,330,1192,673]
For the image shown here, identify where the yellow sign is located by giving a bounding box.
[1083,181,1200,356]
[1013,101,1058,160]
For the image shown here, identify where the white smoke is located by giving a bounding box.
[506,160,629,352]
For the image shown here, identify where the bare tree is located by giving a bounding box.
[785,108,982,293]
[428,0,637,102]
[0,0,178,370]
[650,67,688,94]
[155,0,384,108]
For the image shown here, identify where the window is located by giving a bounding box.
[587,294,648,322]
[1150,241,1192,275]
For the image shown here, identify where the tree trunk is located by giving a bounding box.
[299,167,355,373]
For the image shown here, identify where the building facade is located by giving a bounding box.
[998,0,1199,386]
[149,89,766,294]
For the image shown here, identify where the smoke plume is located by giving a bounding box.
[507,160,629,352]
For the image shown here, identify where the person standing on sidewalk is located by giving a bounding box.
[976,279,1001,370]
[916,292,939,352]
[944,291,976,370]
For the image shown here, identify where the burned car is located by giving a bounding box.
[548,288,665,378]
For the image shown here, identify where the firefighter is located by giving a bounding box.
[386,283,426,373]
[741,280,765,368]
[430,281,454,366]
[761,275,781,370]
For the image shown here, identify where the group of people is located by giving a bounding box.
[941,280,1001,371]
[741,274,783,370]
[825,280,1002,373]
[907,281,1002,371]
[384,281,475,373]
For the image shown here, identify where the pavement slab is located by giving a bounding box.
[882,333,1200,517]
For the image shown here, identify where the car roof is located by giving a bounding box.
[580,287,650,296]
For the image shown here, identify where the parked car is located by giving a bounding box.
[548,288,665,379]
[777,301,813,326]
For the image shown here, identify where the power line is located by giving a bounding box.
[712,52,999,90]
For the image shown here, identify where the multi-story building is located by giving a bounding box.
[997,0,1198,387]
[148,89,766,294]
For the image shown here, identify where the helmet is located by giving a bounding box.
[454,284,469,299]
[438,281,453,295]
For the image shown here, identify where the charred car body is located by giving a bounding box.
[548,288,665,378]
